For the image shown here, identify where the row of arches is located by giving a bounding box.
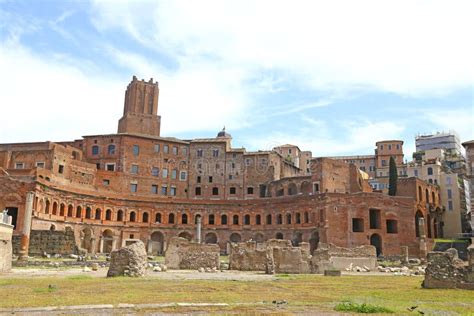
[417,185,439,205]
[269,180,313,197]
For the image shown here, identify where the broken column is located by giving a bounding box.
[107,240,148,277]
[196,215,202,244]
[18,192,34,261]
[401,246,409,264]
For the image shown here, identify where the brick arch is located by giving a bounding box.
[287,182,298,195]
[67,204,74,217]
[59,203,66,216]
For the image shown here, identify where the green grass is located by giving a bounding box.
[335,301,393,313]
[0,275,472,314]
[434,239,469,243]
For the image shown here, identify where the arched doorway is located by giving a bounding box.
[292,232,303,246]
[178,231,192,241]
[150,231,165,255]
[229,233,241,243]
[415,210,424,238]
[275,232,284,240]
[102,229,114,253]
[254,233,265,243]
[205,232,218,244]
[370,234,382,257]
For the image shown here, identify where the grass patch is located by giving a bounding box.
[434,239,468,243]
[335,301,393,313]
[66,275,93,280]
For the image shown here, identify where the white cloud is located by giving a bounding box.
[91,0,474,96]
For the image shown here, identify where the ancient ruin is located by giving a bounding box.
[423,246,474,290]
[165,237,220,270]
[0,211,13,272]
[107,240,147,277]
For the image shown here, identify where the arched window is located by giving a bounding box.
[266,214,272,225]
[432,191,436,204]
[182,213,188,224]
[85,207,92,219]
[45,200,50,214]
[277,214,283,224]
[108,144,115,155]
[67,205,73,217]
[221,214,227,225]
[276,232,284,239]
[304,211,309,223]
[155,213,162,223]
[233,215,239,225]
[95,208,101,220]
[75,206,82,218]
[105,209,112,221]
[425,189,430,203]
[168,213,175,224]
[244,214,250,225]
[52,202,58,215]
[92,145,99,155]
[256,214,261,225]
[117,209,124,221]
[418,186,422,201]
[129,211,136,222]
[142,212,149,223]
[59,203,65,216]
[296,212,301,224]
[286,213,292,224]
[208,214,215,225]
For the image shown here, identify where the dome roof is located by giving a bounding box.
[217,127,231,138]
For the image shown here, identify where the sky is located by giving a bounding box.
[0,0,473,158]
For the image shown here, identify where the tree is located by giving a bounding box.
[388,156,398,196]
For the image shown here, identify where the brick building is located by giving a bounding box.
[0,77,441,258]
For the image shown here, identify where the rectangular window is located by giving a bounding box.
[212,187,219,195]
[197,149,203,157]
[388,144,392,150]
[229,174,233,180]
[151,185,158,194]
[414,169,418,177]
[182,147,188,156]
[447,189,452,199]
[195,187,201,195]
[131,164,139,174]
[106,163,115,171]
[133,145,139,156]
[212,149,219,157]
[448,200,453,210]
[162,168,168,178]
[130,183,138,192]
[230,187,236,194]
[381,159,387,166]
[172,146,178,155]
[369,208,381,229]
[197,176,201,183]
[163,145,169,154]
[352,218,364,232]
[180,171,187,181]
[245,158,252,166]
[103,179,110,186]
[247,187,254,194]
[152,167,159,177]
[171,169,177,179]
[36,162,45,168]
[386,220,398,233]
[397,144,400,150]
[209,176,213,183]
[15,162,24,169]
[96,163,101,170]
[58,165,64,174]
[154,144,160,153]
[161,185,168,195]
[170,186,176,196]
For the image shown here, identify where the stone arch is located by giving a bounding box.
[254,233,265,243]
[287,182,298,195]
[194,214,202,224]
[150,231,165,255]
[370,233,382,257]
[229,233,241,243]
[59,203,66,216]
[102,229,114,253]
[67,204,73,217]
[275,232,284,239]
[178,231,192,241]
[301,181,312,195]
[205,232,218,244]
[142,212,149,223]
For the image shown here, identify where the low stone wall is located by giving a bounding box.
[272,244,311,274]
[423,247,474,290]
[311,244,377,273]
[12,228,77,255]
[165,237,220,270]
[228,241,268,271]
[0,222,14,272]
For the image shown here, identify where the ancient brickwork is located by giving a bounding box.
[165,237,220,269]
[311,244,377,273]
[107,240,148,277]
[12,228,76,255]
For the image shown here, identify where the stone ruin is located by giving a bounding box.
[107,240,147,277]
[0,211,14,273]
[164,237,220,270]
[423,245,474,290]
[229,239,376,274]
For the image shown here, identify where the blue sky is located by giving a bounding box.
[0,0,473,158]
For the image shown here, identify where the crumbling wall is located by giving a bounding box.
[228,241,268,271]
[107,240,147,277]
[0,222,14,272]
[272,244,311,274]
[12,228,77,255]
[165,237,220,270]
[423,247,474,290]
[311,244,377,273]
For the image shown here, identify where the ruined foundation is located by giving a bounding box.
[107,240,147,277]
[165,237,220,270]
[0,214,14,272]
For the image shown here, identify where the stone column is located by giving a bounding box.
[18,192,34,261]
[196,215,202,244]
[419,217,427,258]
[147,240,153,255]
[400,246,409,264]
[99,237,104,254]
